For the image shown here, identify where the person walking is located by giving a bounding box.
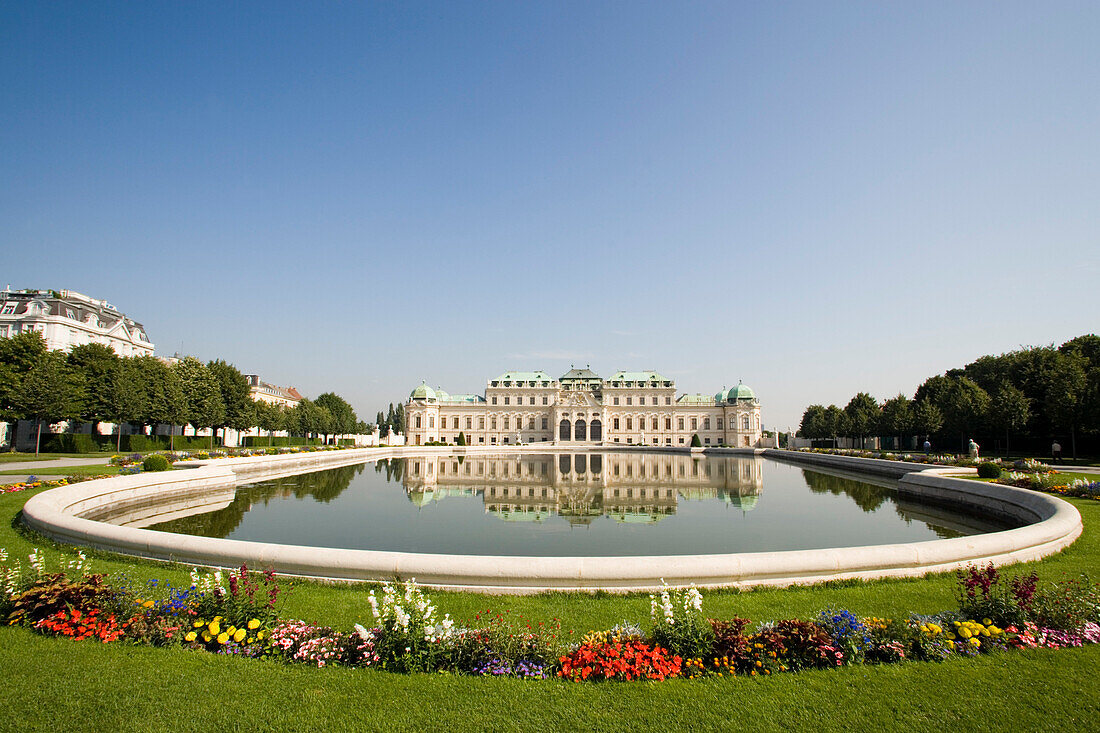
[1052,440,1062,464]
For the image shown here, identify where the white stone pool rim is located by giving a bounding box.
[20,446,1083,594]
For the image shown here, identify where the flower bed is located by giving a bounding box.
[1,475,113,495]
[2,550,1098,683]
[107,444,359,470]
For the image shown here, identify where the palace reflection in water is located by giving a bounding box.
[400,453,764,524]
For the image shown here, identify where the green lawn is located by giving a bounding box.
[0,465,123,478]
[1,486,1098,732]
[0,451,118,462]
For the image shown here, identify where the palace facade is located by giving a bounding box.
[405,368,762,447]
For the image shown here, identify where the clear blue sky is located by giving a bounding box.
[2,1,1097,429]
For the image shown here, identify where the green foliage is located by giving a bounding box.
[207,360,254,433]
[314,392,358,437]
[844,392,880,447]
[456,431,466,446]
[977,462,1002,479]
[39,433,101,453]
[174,357,225,439]
[650,585,712,659]
[7,573,121,628]
[66,343,120,425]
[690,433,702,447]
[0,331,49,421]
[141,454,171,472]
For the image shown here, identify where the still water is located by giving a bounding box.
[148,453,1016,556]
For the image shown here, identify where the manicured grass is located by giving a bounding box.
[1,486,1099,731]
[0,465,123,477]
[0,451,117,462]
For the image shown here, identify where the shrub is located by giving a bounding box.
[773,619,844,670]
[1030,575,1098,631]
[142,454,171,472]
[955,563,1030,628]
[977,462,1002,479]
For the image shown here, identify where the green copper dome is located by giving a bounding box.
[434,387,450,402]
[714,388,728,403]
[410,383,437,401]
[726,382,755,402]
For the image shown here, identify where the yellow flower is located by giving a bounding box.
[143,600,155,609]
[982,618,992,626]
[968,637,980,647]
[959,628,972,639]
[208,621,220,635]
[248,619,260,630]
[184,631,197,642]
[193,620,204,628]
[227,626,236,636]
[217,632,229,644]
[202,632,212,642]
[257,631,265,640]
[233,628,246,643]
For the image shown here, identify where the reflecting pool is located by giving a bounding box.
[147,453,1018,556]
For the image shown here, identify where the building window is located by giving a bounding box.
[541,418,548,430]
[503,417,510,430]
[613,396,620,405]
[704,417,710,430]
[665,418,671,430]
[730,417,736,429]
[504,396,510,405]
[528,418,535,430]
[529,396,535,405]
[559,419,571,441]
[691,418,697,430]
[651,418,657,431]
[0,304,15,315]
[626,397,632,405]
[591,419,602,441]
[575,419,587,441]
[626,418,632,430]
[665,397,671,405]
[492,396,497,405]
[542,396,548,405]
[678,418,684,430]
[453,417,459,429]
[679,437,685,444]
[743,416,750,430]
[415,416,422,428]
[613,418,620,430]
[479,417,485,429]
[466,417,472,429]
[428,416,435,428]
[491,418,497,429]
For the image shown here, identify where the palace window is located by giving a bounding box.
[528,418,535,430]
[492,396,497,404]
[613,397,619,405]
[575,419,587,441]
[626,418,632,430]
[415,416,422,428]
[743,416,750,430]
[626,397,632,405]
[453,417,459,429]
[591,420,602,441]
[730,417,736,429]
[491,418,497,429]
[428,416,435,428]
[542,396,548,405]
[704,417,710,430]
[559,420,571,441]
[0,304,15,315]
[503,417,510,429]
[504,396,510,405]
[613,418,620,430]
[691,418,697,430]
[479,417,485,429]
[678,418,684,430]
[651,418,657,431]
[541,418,548,430]
[665,418,671,430]
[529,396,535,405]
[665,397,671,405]
[466,417,472,429]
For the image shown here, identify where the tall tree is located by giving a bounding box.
[67,342,120,432]
[105,357,146,451]
[394,403,405,435]
[12,350,84,455]
[207,359,254,444]
[798,405,827,442]
[1045,351,1088,459]
[844,393,880,449]
[315,392,357,443]
[174,357,225,449]
[880,394,913,449]
[0,331,49,420]
[912,400,944,446]
[988,382,1030,456]
[823,405,848,448]
[937,376,991,451]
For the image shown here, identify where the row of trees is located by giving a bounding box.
[798,335,1100,458]
[375,403,406,438]
[0,332,370,454]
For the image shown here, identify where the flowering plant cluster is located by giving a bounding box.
[4,555,1100,682]
[1,474,109,495]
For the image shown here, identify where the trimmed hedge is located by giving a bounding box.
[242,436,325,447]
[37,433,221,454]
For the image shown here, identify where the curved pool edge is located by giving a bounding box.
[19,446,1083,594]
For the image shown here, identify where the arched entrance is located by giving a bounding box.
[590,419,602,441]
[575,419,587,441]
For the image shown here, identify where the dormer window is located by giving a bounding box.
[0,303,14,315]
[66,309,77,319]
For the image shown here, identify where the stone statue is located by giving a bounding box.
[968,438,980,460]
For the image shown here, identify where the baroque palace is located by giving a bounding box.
[405,368,762,447]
